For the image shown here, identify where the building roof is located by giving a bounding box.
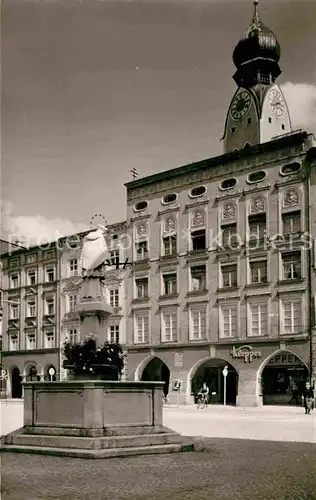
[125,130,308,192]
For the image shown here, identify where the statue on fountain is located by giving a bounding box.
[78,224,109,303]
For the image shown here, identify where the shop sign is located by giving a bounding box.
[230,345,262,363]
[174,352,184,368]
[268,354,302,366]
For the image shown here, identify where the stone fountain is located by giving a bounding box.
[2,225,193,458]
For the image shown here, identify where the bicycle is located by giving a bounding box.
[196,393,208,409]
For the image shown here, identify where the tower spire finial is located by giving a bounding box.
[253,0,260,23]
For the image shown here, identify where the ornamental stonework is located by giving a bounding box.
[164,216,176,233]
[191,210,205,227]
[250,196,265,214]
[136,223,147,236]
[283,188,299,207]
[222,203,236,220]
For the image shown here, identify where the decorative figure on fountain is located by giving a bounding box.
[79,224,108,301]
[76,224,113,335]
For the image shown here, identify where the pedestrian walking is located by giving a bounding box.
[288,377,300,405]
[302,381,314,415]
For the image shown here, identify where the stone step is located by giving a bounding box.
[6,432,183,450]
[22,425,171,437]
[1,442,194,459]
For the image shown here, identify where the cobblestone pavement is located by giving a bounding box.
[164,405,316,443]
[1,438,316,500]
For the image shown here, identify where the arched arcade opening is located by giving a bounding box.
[25,365,40,382]
[140,357,170,397]
[260,350,309,406]
[190,358,239,405]
[11,367,22,398]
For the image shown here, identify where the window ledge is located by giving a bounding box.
[188,338,208,343]
[132,297,150,304]
[279,332,308,340]
[188,250,208,257]
[159,294,179,300]
[245,282,270,288]
[160,254,178,261]
[160,340,179,345]
[133,259,150,266]
[277,279,305,285]
[187,290,208,296]
[217,286,239,292]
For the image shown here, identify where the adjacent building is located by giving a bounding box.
[0,222,127,396]
[1,244,59,396]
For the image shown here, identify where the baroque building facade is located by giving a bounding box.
[123,3,316,406]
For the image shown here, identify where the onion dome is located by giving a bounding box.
[232,1,281,87]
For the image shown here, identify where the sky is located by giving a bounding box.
[1,0,316,245]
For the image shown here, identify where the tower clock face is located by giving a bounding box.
[268,88,285,117]
[230,91,251,120]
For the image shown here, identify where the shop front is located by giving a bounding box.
[261,352,309,406]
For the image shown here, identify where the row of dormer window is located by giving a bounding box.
[133,162,301,211]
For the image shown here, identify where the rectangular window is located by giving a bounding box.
[282,252,301,280]
[221,306,238,338]
[161,310,177,342]
[250,260,267,284]
[46,267,55,282]
[9,258,19,268]
[135,241,148,261]
[27,270,37,286]
[10,304,19,320]
[162,273,177,295]
[191,229,206,251]
[221,264,238,287]
[190,307,207,340]
[163,235,177,256]
[10,274,19,289]
[282,211,301,234]
[45,297,55,315]
[68,294,77,312]
[44,250,55,260]
[9,336,18,351]
[109,325,120,344]
[45,333,55,348]
[221,223,238,248]
[109,250,120,266]
[109,289,119,307]
[68,328,78,344]
[27,300,36,317]
[68,259,78,276]
[249,303,268,336]
[134,313,149,344]
[248,214,266,241]
[190,265,207,292]
[26,254,36,264]
[135,278,148,299]
[282,299,302,334]
[26,334,36,350]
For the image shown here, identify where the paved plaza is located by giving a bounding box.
[1,438,316,500]
[1,404,316,499]
[163,404,316,444]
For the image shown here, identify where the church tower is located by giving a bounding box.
[223,1,292,153]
